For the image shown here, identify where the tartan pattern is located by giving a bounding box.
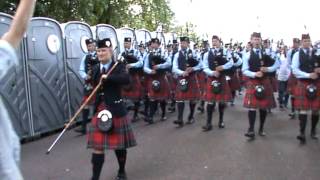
[243,78,276,109]
[122,73,143,101]
[146,73,170,100]
[87,102,137,151]
[175,73,200,101]
[166,72,178,99]
[269,76,278,92]
[197,71,207,98]
[287,74,297,95]
[292,80,320,111]
[81,94,96,105]
[205,76,232,103]
[228,73,241,91]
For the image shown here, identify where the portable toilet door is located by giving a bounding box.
[135,29,152,47]
[96,24,120,56]
[63,21,93,118]
[118,27,138,52]
[25,17,69,135]
[0,13,32,138]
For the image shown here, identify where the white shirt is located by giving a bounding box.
[0,40,23,180]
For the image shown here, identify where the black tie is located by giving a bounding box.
[306,49,310,57]
[256,49,260,55]
[102,67,106,74]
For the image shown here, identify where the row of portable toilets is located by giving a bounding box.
[0,12,177,139]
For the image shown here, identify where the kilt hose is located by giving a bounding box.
[205,75,232,103]
[243,77,276,109]
[87,102,137,151]
[287,74,298,95]
[122,73,143,101]
[292,79,320,111]
[175,72,200,101]
[146,73,170,101]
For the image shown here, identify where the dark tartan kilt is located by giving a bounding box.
[205,76,232,103]
[268,76,278,92]
[81,92,95,105]
[140,74,148,98]
[122,73,143,101]
[175,73,200,101]
[146,73,170,100]
[241,75,250,88]
[243,78,276,109]
[292,80,320,111]
[228,73,241,91]
[287,74,297,95]
[197,71,207,96]
[87,102,137,151]
[166,72,178,99]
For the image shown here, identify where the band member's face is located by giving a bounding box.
[212,39,220,48]
[151,42,160,49]
[251,37,261,48]
[302,39,311,49]
[263,42,270,48]
[87,43,96,52]
[293,42,300,49]
[139,46,144,52]
[180,41,189,49]
[97,47,112,64]
[124,42,132,49]
[167,46,172,52]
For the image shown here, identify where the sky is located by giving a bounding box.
[169,0,320,45]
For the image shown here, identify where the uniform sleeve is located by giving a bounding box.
[0,40,18,79]
[202,52,214,76]
[233,53,243,67]
[128,50,143,68]
[172,53,184,76]
[156,51,171,69]
[291,52,310,79]
[241,52,256,78]
[143,54,153,74]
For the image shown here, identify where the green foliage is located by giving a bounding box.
[0,0,201,39]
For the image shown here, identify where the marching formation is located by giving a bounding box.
[76,32,320,180]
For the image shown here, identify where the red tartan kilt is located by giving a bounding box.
[87,102,137,151]
[268,76,278,92]
[197,71,207,93]
[81,94,95,105]
[205,76,232,102]
[287,74,297,95]
[292,80,320,111]
[242,75,250,88]
[175,73,200,101]
[166,72,178,99]
[243,78,276,109]
[228,73,241,91]
[146,74,170,100]
[122,73,143,101]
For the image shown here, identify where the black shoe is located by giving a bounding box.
[218,122,225,129]
[288,112,295,120]
[186,117,195,124]
[131,116,139,123]
[168,107,175,113]
[145,117,154,124]
[202,124,212,132]
[297,134,306,144]
[258,130,266,136]
[197,106,204,113]
[245,131,255,139]
[173,120,184,127]
[311,132,318,140]
[116,171,127,180]
[160,116,167,121]
[230,101,235,106]
[74,128,86,135]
